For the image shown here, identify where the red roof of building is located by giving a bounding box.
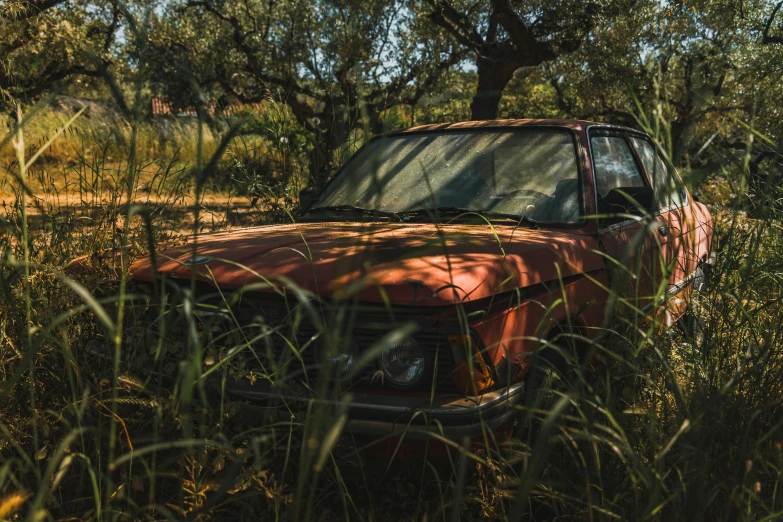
[150,97,264,117]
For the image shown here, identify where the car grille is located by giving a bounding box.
[174,287,458,392]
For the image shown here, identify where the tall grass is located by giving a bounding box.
[1,76,783,522]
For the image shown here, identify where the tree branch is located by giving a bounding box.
[549,76,574,116]
[401,49,464,106]
[490,0,552,64]
[427,0,485,51]
[0,0,65,21]
[5,64,102,101]
[763,1,783,44]
[185,0,316,101]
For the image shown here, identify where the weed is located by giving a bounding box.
[1,80,782,522]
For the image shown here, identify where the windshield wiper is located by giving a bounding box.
[304,204,402,222]
[400,207,537,226]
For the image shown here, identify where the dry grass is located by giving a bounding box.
[0,101,782,521]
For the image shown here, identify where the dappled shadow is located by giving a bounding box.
[317,129,581,223]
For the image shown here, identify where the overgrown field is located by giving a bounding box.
[1,105,783,522]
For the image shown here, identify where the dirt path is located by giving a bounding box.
[1,189,282,237]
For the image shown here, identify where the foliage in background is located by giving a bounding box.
[3,0,782,190]
[1,0,783,520]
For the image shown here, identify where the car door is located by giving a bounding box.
[589,130,658,311]
[628,135,694,316]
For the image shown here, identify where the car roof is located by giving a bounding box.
[395,118,643,135]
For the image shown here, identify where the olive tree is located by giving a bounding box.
[148,0,462,183]
[0,0,121,107]
[416,0,625,120]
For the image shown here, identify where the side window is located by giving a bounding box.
[591,135,647,197]
[630,136,685,209]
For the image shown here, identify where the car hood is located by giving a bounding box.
[129,222,603,306]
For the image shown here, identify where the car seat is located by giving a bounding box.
[532,178,580,223]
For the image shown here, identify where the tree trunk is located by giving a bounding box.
[310,105,352,187]
[366,105,385,135]
[470,56,517,120]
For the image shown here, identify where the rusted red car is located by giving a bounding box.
[129,120,714,443]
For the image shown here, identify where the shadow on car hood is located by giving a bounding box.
[129,222,603,306]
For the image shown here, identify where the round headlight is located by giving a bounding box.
[379,337,426,387]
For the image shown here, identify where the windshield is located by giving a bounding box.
[312,128,582,223]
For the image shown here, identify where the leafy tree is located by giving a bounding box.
[148,0,462,183]
[762,1,783,44]
[0,0,120,107]
[417,0,624,120]
[500,0,783,167]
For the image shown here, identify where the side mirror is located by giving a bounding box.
[598,186,654,219]
[299,186,319,212]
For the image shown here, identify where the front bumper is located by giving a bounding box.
[227,379,525,439]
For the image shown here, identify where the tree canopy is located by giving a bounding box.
[2,0,781,182]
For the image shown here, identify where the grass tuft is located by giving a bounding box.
[1,91,782,520]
